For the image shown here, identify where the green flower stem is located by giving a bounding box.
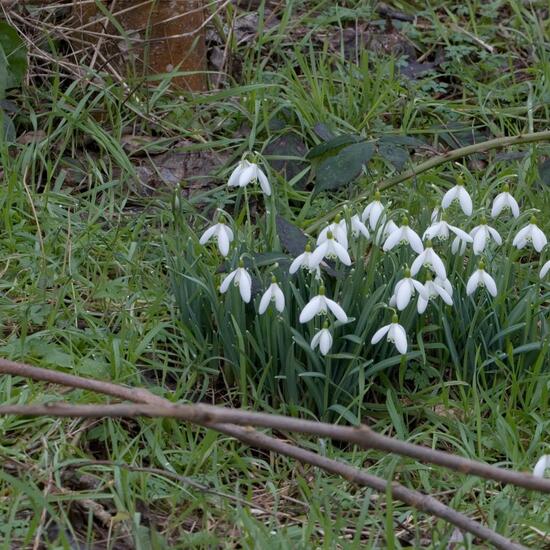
[307,130,550,232]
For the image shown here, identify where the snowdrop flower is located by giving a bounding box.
[533,455,550,478]
[371,314,407,355]
[310,321,333,356]
[199,221,234,257]
[389,268,427,311]
[258,276,285,314]
[220,259,252,302]
[434,276,453,297]
[417,274,453,314]
[289,243,320,278]
[350,214,370,239]
[540,260,550,279]
[466,261,497,297]
[451,233,470,255]
[430,206,441,223]
[411,241,447,280]
[299,286,348,323]
[318,215,348,249]
[310,231,352,268]
[491,184,520,218]
[383,217,424,254]
[423,218,472,244]
[227,158,271,195]
[442,181,473,216]
[470,217,502,255]
[361,191,385,230]
[512,216,547,252]
[374,219,398,246]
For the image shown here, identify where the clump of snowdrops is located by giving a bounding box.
[170,154,549,416]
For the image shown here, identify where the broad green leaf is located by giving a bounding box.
[0,21,27,89]
[276,215,308,256]
[306,134,361,159]
[315,141,375,192]
[378,142,408,170]
[0,108,15,143]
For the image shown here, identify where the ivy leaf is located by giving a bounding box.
[314,141,375,192]
[0,108,15,143]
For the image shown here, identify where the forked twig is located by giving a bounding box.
[0,358,533,549]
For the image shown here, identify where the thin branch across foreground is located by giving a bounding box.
[0,358,540,550]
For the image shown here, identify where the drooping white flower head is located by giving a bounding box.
[361,191,385,230]
[434,276,453,297]
[533,455,550,478]
[442,181,473,216]
[289,243,321,278]
[466,261,497,297]
[258,276,285,314]
[512,216,548,252]
[411,241,447,280]
[423,218,472,244]
[389,268,427,311]
[199,220,234,257]
[310,321,333,356]
[227,158,271,196]
[371,313,407,355]
[374,219,398,246]
[540,260,550,279]
[310,231,352,269]
[299,286,348,324]
[470,217,502,255]
[383,217,424,254]
[350,214,370,239]
[491,184,520,219]
[318,215,348,249]
[451,233,470,255]
[220,259,252,302]
[417,274,453,314]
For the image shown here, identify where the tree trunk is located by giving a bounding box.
[74,0,207,92]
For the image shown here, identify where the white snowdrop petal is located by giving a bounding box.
[309,242,329,269]
[237,164,256,187]
[326,298,348,323]
[274,286,285,312]
[392,324,408,354]
[533,455,550,478]
[310,331,321,350]
[431,252,447,279]
[540,260,550,279]
[319,330,333,355]
[220,270,236,293]
[459,188,473,216]
[227,164,244,187]
[289,253,305,274]
[488,226,502,245]
[383,228,402,251]
[532,227,548,252]
[410,253,424,276]
[239,270,252,302]
[371,325,390,344]
[450,226,472,242]
[417,295,428,314]
[299,296,322,323]
[396,282,412,310]
[199,225,218,245]
[333,241,352,265]
[436,286,453,305]
[257,168,271,196]
[258,288,272,314]
[513,226,530,248]
[509,196,520,218]
[491,194,505,218]
[466,271,480,295]
[442,187,457,209]
[217,229,230,256]
[406,228,425,253]
[482,272,498,297]
[473,229,487,255]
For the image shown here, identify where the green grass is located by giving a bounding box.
[0,0,549,547]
